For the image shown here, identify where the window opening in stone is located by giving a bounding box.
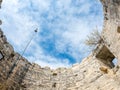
[117,26,120,33]
[0,51,3,60]
[96,45,116,68]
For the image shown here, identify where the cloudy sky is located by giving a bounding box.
[0,0,103,68]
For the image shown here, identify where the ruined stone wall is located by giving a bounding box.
[101,0,120,64]
[0,2,31,88]
[22,56,104,90]
[22,55,120,90]
[1,30,120,90]
[0,30,31,89]
[1,0,120,90]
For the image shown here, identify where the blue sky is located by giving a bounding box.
[0,0,103,68]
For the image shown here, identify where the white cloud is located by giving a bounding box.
[1,0,39,51]
[0,0,103,69]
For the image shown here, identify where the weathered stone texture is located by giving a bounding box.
[0,29,31,89]
[0,0,120,90]
[0,30,31,89]
[101,0,120,64]
[21,55,120,90]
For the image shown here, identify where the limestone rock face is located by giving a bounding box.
[0,0,120,90]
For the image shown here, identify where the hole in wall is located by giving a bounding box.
[53,73,57,76]
[117,26,120,33]
[52,83,56,88]
[96,45,116,68]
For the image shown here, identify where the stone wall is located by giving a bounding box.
[1,0,120,90]
[0,30,31,89]
[101,0,120,64]
[22,55,120,90]
[0,1,30,89]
